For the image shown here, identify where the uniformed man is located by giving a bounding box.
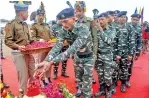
[116,11,135,92]
[35,8,94,98]
[106,10,121,94]
[30,2,53,42]
[4,1,35,97]
[125,13,142,87]
[30,2,54,86]
[94,13,116,98]
[74,1,97,87]
[113,10,120,23]
[51,21,70,79]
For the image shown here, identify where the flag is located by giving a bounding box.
[139,7,142,14]
[141,7,144,23]
[134,7,138,14]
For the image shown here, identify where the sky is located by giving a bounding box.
[0,0,149,25]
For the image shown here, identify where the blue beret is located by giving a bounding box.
[36,9,45,15]
[107,11,114,16]
[56,8,74,20]
[114,10,120,14]
[14,2,28,12]
[131,14,142,18]
[98,13,108,18]
[117,11,127,17]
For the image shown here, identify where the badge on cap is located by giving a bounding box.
[61,15,65,18]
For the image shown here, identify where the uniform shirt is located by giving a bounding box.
[117,23,135,58]
[30,23,54,41]
[5,17,30,50]
[130,23,142,56]
[97,26,116,55]
[76,16,98,57]
[108,21,121,59]
[45,23,93,63]
[51,23,62,37]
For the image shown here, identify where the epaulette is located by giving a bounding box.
[32,22,38,26]
[5,20,15,33]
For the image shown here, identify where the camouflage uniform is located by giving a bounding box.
[129,22,142,82]
[108,20,121,91]
[45,23,94,98]
[75,16,98,85]
[95,25,116,96]
[51,23,69,79]
[117,23,135,91]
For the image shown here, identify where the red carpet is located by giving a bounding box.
[1,53,149,98]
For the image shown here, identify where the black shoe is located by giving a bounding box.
[94,91,106,97]
[111,84,116,94]
[120,84,126,93]
[53,72,58,79]
[48,77,52,83]
[42,80,48,87]
[61,72,69,78]
[92,79,96,84]
[75,88,82,97]
[4,83,9,88]
[125,81,131,88]
[106,91,112,98]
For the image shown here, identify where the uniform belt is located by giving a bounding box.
[77,52,93,58]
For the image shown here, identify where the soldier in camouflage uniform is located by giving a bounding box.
[116,11,135,92]
[94,13,116,98]
[50,22,70,79]
[35,8,94,98]
[74,1,97,88]
[123,13,142,87]
[106,10,121,94]
[113,10,120,24]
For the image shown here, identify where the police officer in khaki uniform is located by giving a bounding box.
[5,1,35,96]
[30,2,53,86]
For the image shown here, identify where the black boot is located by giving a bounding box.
[75,86,82,97]
[53,64,58,79]
[61,60,69,77]
[94,84,106,97]
[111,84,116,94]
[121,84,126,93]
[106,85,112,98]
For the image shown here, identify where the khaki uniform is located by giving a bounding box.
[30,23,54,41]
[30,23,54,78]
[5,18,35,92]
